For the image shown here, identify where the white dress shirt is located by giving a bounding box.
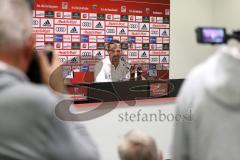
[94,57,130,82]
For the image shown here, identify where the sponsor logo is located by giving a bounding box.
[121,43,128,50]
[80,66,89,72]
[150,17,157,23]
[160,56,169,63]
[81,35,89,43]
[129,15,135,21]
[160,29,170,37]
[54,35,63,42]
[63,12,72,18]
[136,37,142,43]
[128,37,136,43]
[150,44,157,50]
[156,17,163,23]
[62,2,68,9]
[68,56,80,64]
[140,23,149,31]
[128,23,139,31]
[72,42,80,49]
[63,35,71,42]
[150,37,157,43]
[45,11,54,18]
[35,42,45,49]
[81,43,88,49]
[139,51,149,58]
[81,30,105,36]
[142,43,149,50]
[106,21,128,27]
[163,44,169,50]
[54,42,62,49]
[121,15,128,21]
[81,50,93,59]
[72,12,80,19]
[93,50,105,59]
[97,14,105,20]
[157,37,163,43]
[72,35,81,42]
[89,13,97,19]
[94,21,104,29]
[105,27,117,35]
[97,43,105,49]
[81,20,93,29]
[143,16,150,22]
[55,19,80,25]
[89,43,97,49]
[117,28,128,36]
[150,29,160,36]
[121,6,127,13]
[68,26,80,34]
[55,12,63,18]
[33,28,54,34]
[128,51,138,58]
[163,17,170,23]
[113,36,121,41]
[113,14,120,21]
[157,44,163,50]
[97,36,105,42]
[81,13,88,19]
[135,44,142,50]
[105,36,113,43]
[106,14,112,20]
[136,16,142,22]
[45,35,53,41]
[63,43,72,49]
[150,56,160,63]
[58,56,67,64]
[163,38,170,44]
[32,18,40,27]
[36,34,44,41]
[41,19,53,28]
[128,31,149,36]
[55,25,67,34]
[89,36,97,42]
[143,37,149,43]
[56,50,80,55]
[128,59,149,64]
[36,10,45,17]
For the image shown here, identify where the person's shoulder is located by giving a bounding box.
[6,83,59,112]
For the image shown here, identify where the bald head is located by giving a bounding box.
[118,129,162,160]
[0,0,34,72]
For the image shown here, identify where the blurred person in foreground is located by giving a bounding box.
[94,40,130,82]
[173,46,240,160]
[118,129,163,160]
[0,0,99,159]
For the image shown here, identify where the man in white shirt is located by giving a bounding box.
[94,40,130,82]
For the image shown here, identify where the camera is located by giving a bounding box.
[196,27,240,44]
[26,49,53,83]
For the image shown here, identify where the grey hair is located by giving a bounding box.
[118,129,160,160]
[0,0,32,52]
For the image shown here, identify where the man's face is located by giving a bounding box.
[108,43,122,64]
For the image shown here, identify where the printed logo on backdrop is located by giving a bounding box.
[45,11,54,18]
[81,20,93,29]
[32,18,40,27]
[72,12,80,19]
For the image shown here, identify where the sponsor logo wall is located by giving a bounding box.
[33,0,170,83]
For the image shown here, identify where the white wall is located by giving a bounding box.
[170,0,214,79]
[212,0,240,47]
[77,100,176,160]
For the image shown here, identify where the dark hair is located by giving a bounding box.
[107,40,121,51]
